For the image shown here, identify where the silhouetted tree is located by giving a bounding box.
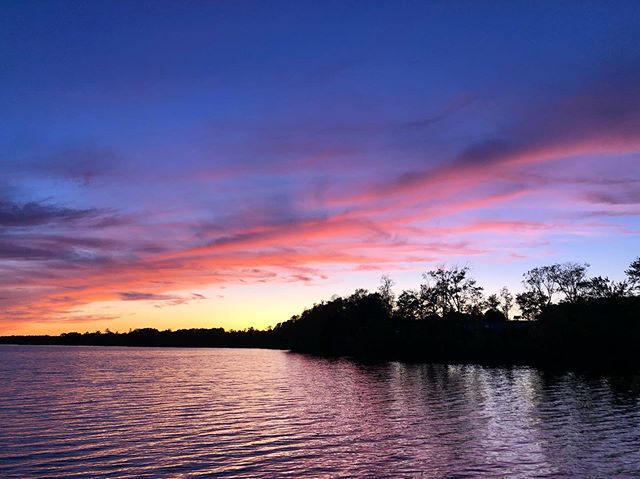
[579,276,631,299]
[378,274,395,314]
[551,262,589,303]
[516,290,547,320]
[419,282,439,316]
[483,293,506,322]
[485,294,500,312]
[522,265,557,306]
[344,289,390,324]
[423,265,484,315]
[499,286,513,320]
[626,257,640,292]
[395,289,423,320]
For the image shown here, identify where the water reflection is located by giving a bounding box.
[1,345,639,478]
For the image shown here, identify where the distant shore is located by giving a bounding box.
[3,298,640,369]
[5,260,640,368]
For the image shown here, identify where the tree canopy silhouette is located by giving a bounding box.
[3,257,640,368]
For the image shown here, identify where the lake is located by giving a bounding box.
[1,345,639,478]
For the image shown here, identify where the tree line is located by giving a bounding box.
[382,257,640,322]
[268,256,640,366]
[2,257,639,367]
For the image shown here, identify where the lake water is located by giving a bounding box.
[1,346,640,478]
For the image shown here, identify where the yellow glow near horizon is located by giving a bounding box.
[4,279,358,336]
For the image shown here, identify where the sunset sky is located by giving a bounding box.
[2,1,639,334]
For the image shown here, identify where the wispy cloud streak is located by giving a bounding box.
[1,4,639,331]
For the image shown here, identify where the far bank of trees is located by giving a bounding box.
[514,261,637,320]
[269,256,640,365]
[3,257,639,367]
[373,258,640,323]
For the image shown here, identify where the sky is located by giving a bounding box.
[1,1,639,335]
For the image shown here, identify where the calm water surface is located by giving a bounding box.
[1,345,640,478]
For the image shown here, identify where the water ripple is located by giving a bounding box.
[1,345,640,478]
